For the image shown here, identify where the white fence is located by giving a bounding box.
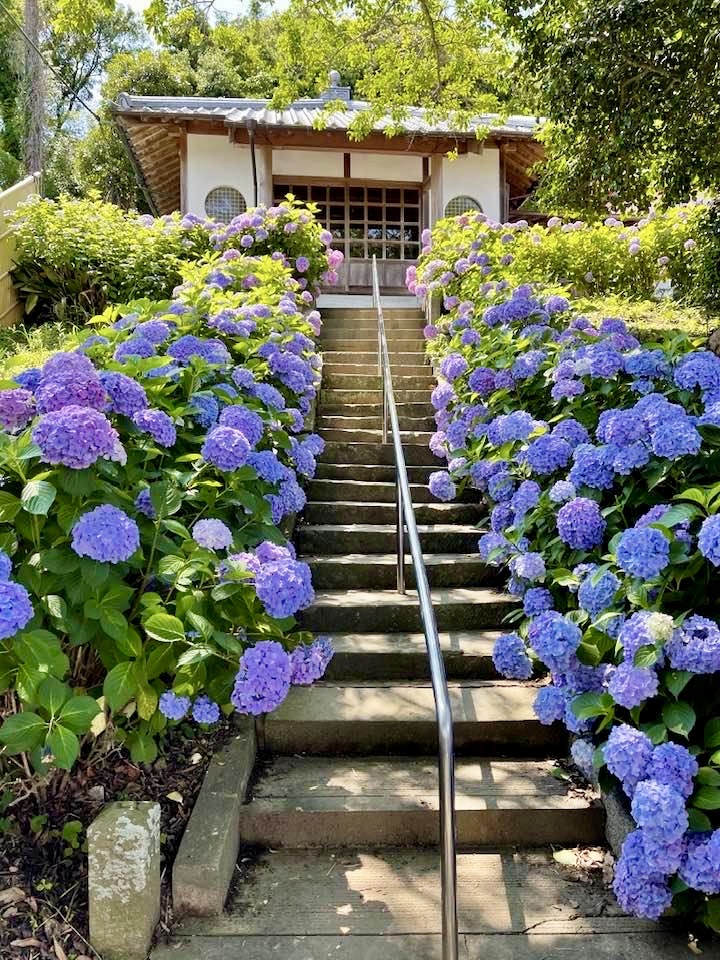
[0,173,41,327]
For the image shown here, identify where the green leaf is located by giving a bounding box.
[572,692,613,721]
[657,504,701,527]
[664,669,693,699]
[176,645,214,667]
[688,808,713,832]
[55,468,97,498]
[633,644,659,668]
[20,480,57,516]
[84,599,103,620]
[697,767,720,787]
[116,627,143,659]
[103,661,137,712]
[662,700,696,738]
[100,609,129,643]
[640,722,667,745]
[127,730,157,765]
[0,491,22,523]
[136,682,159,721]
[37,676,71,716]
[13,630,69,677]
[0,712,47,753]
[46,725,79,770]
[692,786,720,810]
[186,611,215,641]
[42,547,79,574]
[674,487,709,508]
[705,717,720,749]
[143,613,185,643]
[58,696,101,734]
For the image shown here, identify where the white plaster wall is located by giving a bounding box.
[441,149,500,221]
[349,152,423,182]
[186,135,255,215]
[272,150,344,179]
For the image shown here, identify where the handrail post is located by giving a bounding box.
[371,256,458,960]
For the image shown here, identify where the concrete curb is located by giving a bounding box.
[172,719,256,916]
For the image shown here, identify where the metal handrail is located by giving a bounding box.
[371,256,459,960]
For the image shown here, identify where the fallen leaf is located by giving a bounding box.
[552,848,579,867]
[166,791,184,804]
[190,752,203,765]
[0,887,25,906]
[11,938,42,947]
[53,938,68,960]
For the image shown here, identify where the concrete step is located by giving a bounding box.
[306,478,473,504]
[302,501,479,526]
[170,849,674,958]
[306,552,493,589]
[322,363,430,377]
[320,306,424,320]
[314,462,436,483]
[296,523,480,555]
[323,320,424,333]
[321,388,432,404]
[238,756,602,849]
[319,440,437,466]
[324,629,503,680]
[322,374,434,390]
[320,336,426,350]
[260,681,561,756]
[318,428,433,444]
[299,587,515,632]
[322,350,426,365]
[317,414,435,431]
[320,401,432,418]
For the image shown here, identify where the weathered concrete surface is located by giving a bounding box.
[302,499,479,525]
[88,800,161,960]
[314,462,435,482]
[239,756,601,848]
[152,930,708,960]
[306,552,495,591]
[603,785,634,857]
[262,681,564,756]
[172,720,256,917]
[296,522,481,555]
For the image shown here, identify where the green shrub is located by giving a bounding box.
[0,247,332,775]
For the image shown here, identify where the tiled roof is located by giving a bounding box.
[113,93,540,139]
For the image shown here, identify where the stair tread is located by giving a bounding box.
[324,628,502,655]
[300,523,479,534]
[247,756,596,809]
[181,848,656,940]
[304,552,486,565]
[269,680,540,725]
[303,502,474,512]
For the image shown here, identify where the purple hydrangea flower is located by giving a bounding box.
[231,640,292,715]
[679,831,720,894]
[289,637,334,684]
[0,551,12,581]
[534,685,566,724]
[33,406,121,470]
[135,488,155,519]
[439,353,468,382]
[523,587,554,616]
[219,405,264,446]
[71,505,140,563]
[528,612,581,672]
[428,471,456,501]
[698,515,720,567]
[613,831,673,920]
[647,742,698,800]
[100,371,148,418]
[630,779,688,842]
[201,426,251,471]
[665,615,720,673]
[603,724,652,797]
[0,389,35,431]
[132,408,176,447]
[607,662,659,708]
[0,581,34,639]
[114,337,156,364]
[193,519,233,550]
[168,335,231,365]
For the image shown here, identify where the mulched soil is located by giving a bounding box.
[0,720,236,960]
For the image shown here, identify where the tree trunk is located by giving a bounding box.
[23,0,44,173]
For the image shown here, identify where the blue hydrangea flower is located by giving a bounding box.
[468,367,496,396]
[431,381,456,410]
[533,685,566,725]
[486,411,535,445]
[569,443,615,490]
[0,389,35,432]
[439,353,468,382]
[252,383,286,411]
[616,527,669,580]
[428,471,456,501]
[548,480,576,503]
[618,610,673,664]
[248,450,287,483]
[231,640,292,715]
[523,587,553,616]
[698,515,720,567]
[556,497,606,550]
[679,831,720,894]
[552,419,589,448]
[487,470,515,502]
[510,480,540,524]
[478,532,513,565]
[71,505,140,564]
[603,724,653,797]
[13,368,41,392]
[492,633,533,679]
[528,612,581,672]
[231,367,256,390]
[509,552,545,582]
[0,581,34,639]
[168,335,231,365]
[114,337,156,364]
[613,831,673,920]
[255,554,314,620]
[201,426,251,471]
[33,406,121,470]
[135,320,172,344]
[190,394,219,429]
[524,435,572,475]
[193,519,233,550]
[135,488,155,519]
[159,691,191,721]
[577,569,620,618]
[607,662,658,708]
[665,615,720,673]
[219,404,264,446]
[646,742,698,800]
[630,779,688,842]
[289,637,334,685]
[650,417,702,459]
[192,695,221,724]
[674,350,720,393]
[0,551,12,581]
[133,408,176,447]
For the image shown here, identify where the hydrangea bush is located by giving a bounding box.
[408,203,708,309]
[415,248,720,928]
[9,193,343,326]
[0,241,341,773]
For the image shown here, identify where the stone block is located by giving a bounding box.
[88,800,161,960]
[173,719,256,916]
[603,784,634,857]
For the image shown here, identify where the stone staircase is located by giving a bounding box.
[155,303,686,959]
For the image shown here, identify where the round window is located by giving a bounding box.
[444,195,483,217]
[204,186,247,224]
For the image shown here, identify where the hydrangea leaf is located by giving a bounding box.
[691,786,720,810]
[143,613,185,643]
[103,661,137,712]
[58,696,101,734]
[0,712,47,754]
[662,700,696,739]
[20,480,57,516]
